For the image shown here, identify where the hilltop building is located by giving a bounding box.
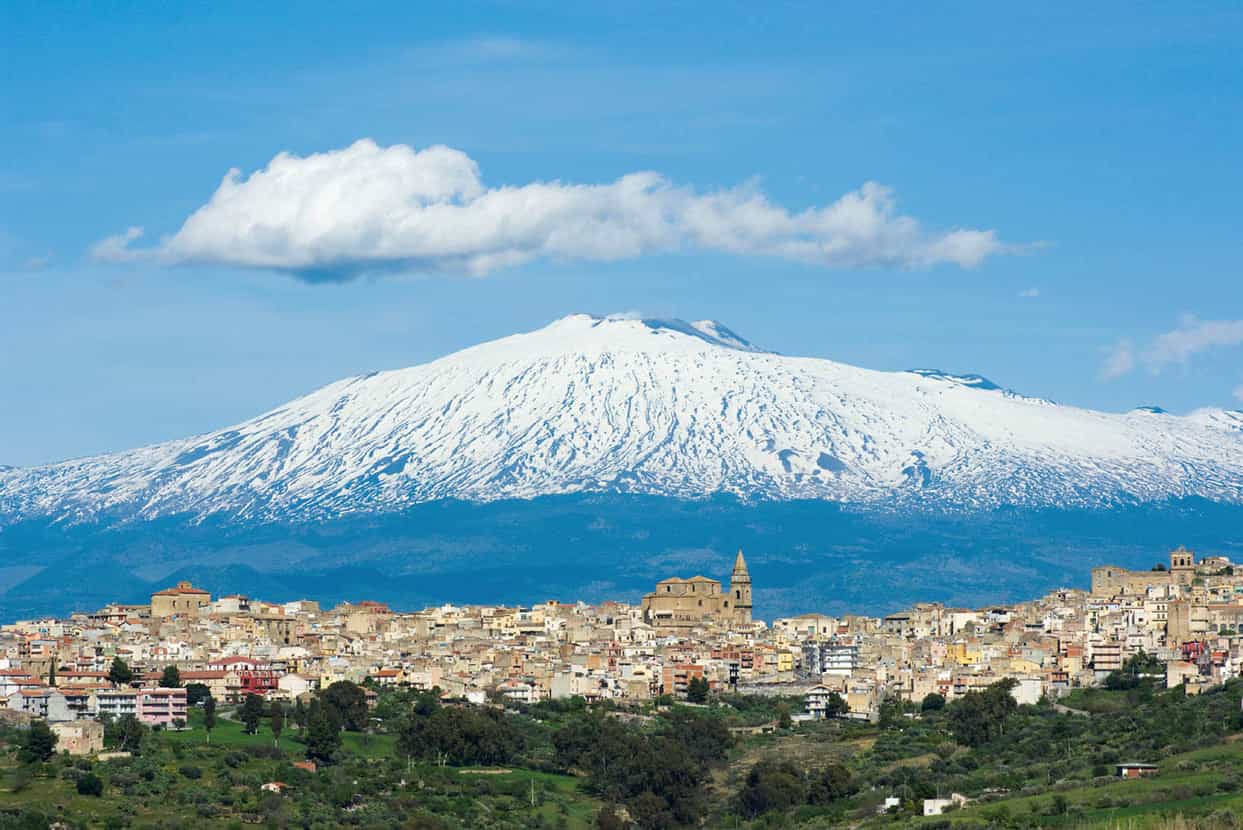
[150,582,211,618]
[641,549,753,629]
[1091,547,1231,597]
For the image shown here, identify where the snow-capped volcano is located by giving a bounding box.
[2,313,1242,524]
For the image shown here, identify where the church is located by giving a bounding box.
[640,549,753,629]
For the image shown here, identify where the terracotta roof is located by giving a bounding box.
[152,583,210,596]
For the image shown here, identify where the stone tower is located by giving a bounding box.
[1170,546,1196,585]
[729,548,753,626]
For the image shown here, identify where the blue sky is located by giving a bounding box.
[2,1,1241,466]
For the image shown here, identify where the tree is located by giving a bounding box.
[47,663,55,687]
[203,695,217,743]
[661,708,733,765]
[104,714,146,753]
[108,656,133,686]
[921,692,946,712]
[825,691,849,717]
[18,721,57,764]
[240,693,265,735]
[1104,670,1140,691]
[159,665,182,688]
[808,763,857,804]
[685,675,709,704]
[185,683,211,706]
[76,772,104,797]
[397,704,527,767]
[1152,562,1168,571]
[270,700,285,747]
[738,760,807,818]
[777,705,793,730]
[1123,650,1163,677]
[596,807,627,830]
[947,679,1018,747]
[321,681,369,731]
[552,710,718,825]
[292,698,307,734]
[305,699,342,763]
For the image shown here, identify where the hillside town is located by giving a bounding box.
[2,546,1241,754]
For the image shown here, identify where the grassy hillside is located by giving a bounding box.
[1,680,1241,828]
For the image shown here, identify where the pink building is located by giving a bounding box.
[137,687,187,727]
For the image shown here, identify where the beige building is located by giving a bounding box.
[150,582,211,618]
[50,720,104,756]
[641,549,753,629]
[1091,547,1201,596]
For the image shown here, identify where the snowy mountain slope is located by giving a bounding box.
[2,313,1242,525]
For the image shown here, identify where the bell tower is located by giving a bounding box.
[728,548,753,625]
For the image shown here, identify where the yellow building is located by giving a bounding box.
[946,641,981,666]
[775,651,795,673]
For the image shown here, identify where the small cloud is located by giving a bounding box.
[1146,314,1243,372]
[1234,383,1243,403]
[89,138,1023,283]
[1100,339,1136,380]
[91,226,146,263]
[1018,287,1039,298]
[22,254,52,271]
[410,36,566,65]
[1100,315,1243,382]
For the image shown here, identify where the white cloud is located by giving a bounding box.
[90,227,144,262]
[91,139,1013,281]
[1146,315,1243,371]
[1100,339,1136,380]
[1101,315,1243,380]
[1234,383,1243,403]
[1019,287,1039,298]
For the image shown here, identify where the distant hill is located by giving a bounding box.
[1,495,1241,621]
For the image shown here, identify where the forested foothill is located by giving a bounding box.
[0,676,1240,828]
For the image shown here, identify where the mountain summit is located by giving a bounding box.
[2,313,1241,524]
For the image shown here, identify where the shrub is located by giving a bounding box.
[179,765,203,780]
[77,773,105,797]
